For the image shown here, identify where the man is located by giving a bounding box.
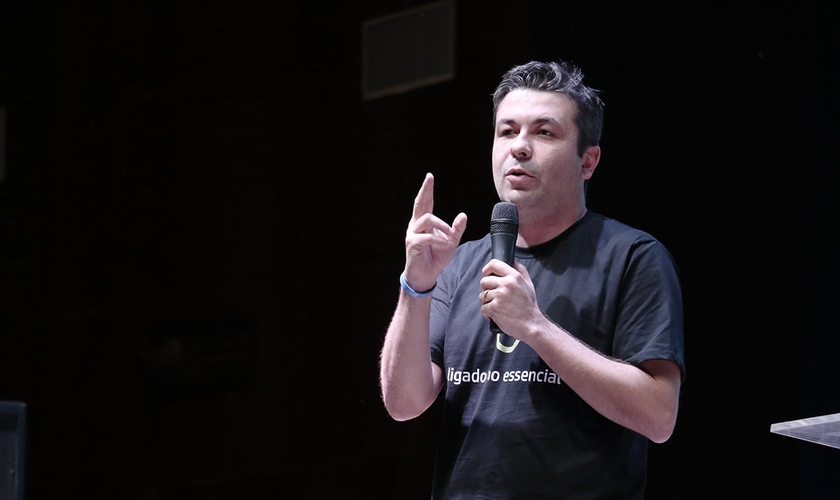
[379,60,685,499]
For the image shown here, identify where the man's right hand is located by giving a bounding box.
[402,173,468,292]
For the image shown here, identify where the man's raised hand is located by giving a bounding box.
[403,173,468,292]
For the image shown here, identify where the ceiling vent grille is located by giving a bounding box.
[362,0,455,101]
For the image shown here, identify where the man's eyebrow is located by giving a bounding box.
[497,116,562,126]
[532,116,563,126]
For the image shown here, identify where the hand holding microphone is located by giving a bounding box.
[487,202,519,350]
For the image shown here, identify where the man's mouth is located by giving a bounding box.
[505,167,531,178]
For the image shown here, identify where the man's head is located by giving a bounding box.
[491,61,603,228]
[492,60,604,157]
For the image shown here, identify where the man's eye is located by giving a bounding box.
[500,129,516,136]
[538,129,553,136]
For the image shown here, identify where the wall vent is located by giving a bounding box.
[361,0,455,101]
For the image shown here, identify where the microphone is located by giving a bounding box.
[489,202,518,344]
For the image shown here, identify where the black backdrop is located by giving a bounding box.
[1,1,838,499]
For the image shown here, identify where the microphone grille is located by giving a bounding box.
[490,202,519,234]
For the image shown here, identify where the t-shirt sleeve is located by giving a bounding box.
[616,238,686,381]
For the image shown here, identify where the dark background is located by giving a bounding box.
[1,1,838,499]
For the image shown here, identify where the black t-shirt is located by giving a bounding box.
[429,210,685,500]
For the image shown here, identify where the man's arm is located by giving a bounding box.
[481,260,681,442]
[526,323,681,443]
[379,291,444,421]
[379,173,467,421]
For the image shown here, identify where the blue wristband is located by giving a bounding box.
[400,271,436,298]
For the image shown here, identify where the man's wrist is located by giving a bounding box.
[399,271,436,298]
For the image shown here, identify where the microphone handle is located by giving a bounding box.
[490,232,516,265]
[489,232,516,339]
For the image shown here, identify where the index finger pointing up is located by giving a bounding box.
[412,172,435,221]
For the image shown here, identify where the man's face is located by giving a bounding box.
[492,89,598,215]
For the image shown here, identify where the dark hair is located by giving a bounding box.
[492,60,604,157]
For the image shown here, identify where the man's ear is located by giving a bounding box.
[581,145,601,180]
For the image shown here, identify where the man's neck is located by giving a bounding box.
[516,206,588,248]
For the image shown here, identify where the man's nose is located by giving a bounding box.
[510,133,531,158]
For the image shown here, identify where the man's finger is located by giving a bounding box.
[412,172,434,220]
